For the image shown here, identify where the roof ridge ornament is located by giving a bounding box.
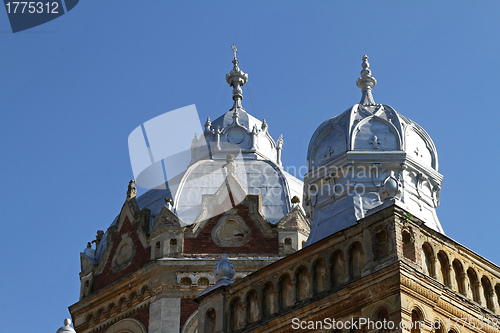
[356,55,377,106]
[226,44,248,111]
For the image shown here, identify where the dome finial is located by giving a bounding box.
[226,44,248,111]
[232,43,238,62]
[56,318,76,333]
[356,55,377,106]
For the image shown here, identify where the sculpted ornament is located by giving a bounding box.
[111,233,136,272]
[380,170,402,201]
[212,215,250,247]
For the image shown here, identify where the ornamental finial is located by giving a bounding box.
[127,180,137,199]
[356,55,377,106]
[232,44,238,61]
[56,319,76,333]
[226,44,248,111]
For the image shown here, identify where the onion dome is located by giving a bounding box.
[304,55,443,245]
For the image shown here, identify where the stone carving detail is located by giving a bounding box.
[370,135,381,149]
[212,215,250,247]
[126,180,137,199]
[111,233,136,272]
[380,171,402,201]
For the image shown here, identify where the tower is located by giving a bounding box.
[304,55,442,245]
[68,47,309,333]
[195,56,500,333]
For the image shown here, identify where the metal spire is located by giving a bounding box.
[356,55,377,106]
[226,44,248,111]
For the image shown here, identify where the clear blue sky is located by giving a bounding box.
[1,1,499,331]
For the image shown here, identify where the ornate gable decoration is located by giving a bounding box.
[276,205,310,235]
[190,155,248,234]
[150,204,184,238]
[211,213,251,247]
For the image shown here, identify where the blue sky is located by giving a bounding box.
[1,1,499,331]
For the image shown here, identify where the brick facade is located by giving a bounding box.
[92,216,151,292]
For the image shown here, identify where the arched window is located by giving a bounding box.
[481,276,494,311]
[411,309,423,333]
[104,318,147,333]
[331,250,345,288]
[204,308,216,333]
[278,274,293,309]
[155,242,161,259]
[295,266,310,301]
[437,251,451,287]
[402,230,415,261]
[467,268,480,303]
[246,290,259,323]
[170,238,178,255]
[376,308,389,333]
[284,238,293,254]
[198,277,210,289]
[230,297,244,331]
[349,242,364,279]
[180,277,192,289]
[452,260,466,295]
[262,282,276,317]
[313,259,327,294]
[422,243,435,278]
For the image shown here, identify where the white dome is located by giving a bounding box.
[307,104,439,172]
[304,56,443,245]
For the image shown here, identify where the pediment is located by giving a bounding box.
[276,205,310,234]
[150,205,184,237]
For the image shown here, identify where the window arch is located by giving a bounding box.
[376,307,389,333]
[349,242,364,279]
[204,308,216,333]
[278,274,294,309]
[422,243,435,278]
[155,241,161,259]
[331,250,345,288]
[481,276,494,311]
[313,258,327,294]
[452,260,466,295]
[262,282,276,317]
[230,297,244,331]
[411,309,423,333]
[104,318,147,333]
[284,237,293,254]
[295,266,310,301]
[180,277,192,289]
[402,229,415,261]
[467,268,480,303]
[246,289,259,323]
[437,251,451,287]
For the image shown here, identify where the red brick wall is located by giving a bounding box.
[93,216,151,291]
[180,298,199,329]
[184,199,279,255]
[131,305,150,330]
